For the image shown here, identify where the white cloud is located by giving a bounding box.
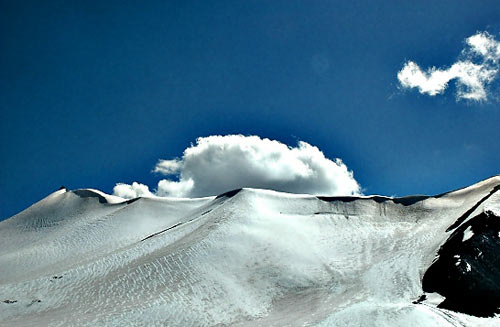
[113,182,155,199]
[113,135,361,198]
[157,178,195,197]
[398,31,500,101]
[467,32,500,62]
[153,159,182,175]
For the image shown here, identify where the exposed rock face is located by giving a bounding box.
[423,210,500,317]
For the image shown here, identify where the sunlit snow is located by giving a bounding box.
[462,226,474,242]
[0,177,499,326]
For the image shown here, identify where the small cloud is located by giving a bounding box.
[153,159,182,175]
[467,32,500,62]
[113,182,155,199]
[398,31,500,101]
[114,135,361,198]
[157,178,195,197]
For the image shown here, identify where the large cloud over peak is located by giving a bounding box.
[113,135,360,199]
[397,31,500,101]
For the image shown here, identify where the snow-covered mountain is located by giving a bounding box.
[1,177,499,326]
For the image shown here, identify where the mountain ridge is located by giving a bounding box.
[0,176,499,326]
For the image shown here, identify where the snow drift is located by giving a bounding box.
[1,177,500,326]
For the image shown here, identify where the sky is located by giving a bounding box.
[1,0,500,220]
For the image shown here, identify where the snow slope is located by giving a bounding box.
[0,177,499,326]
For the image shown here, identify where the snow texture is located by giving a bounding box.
[1,176,499,326]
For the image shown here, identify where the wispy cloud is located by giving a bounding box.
[113,135,361,198]
[398,31,500,101]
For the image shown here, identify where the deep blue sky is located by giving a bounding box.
[1,0,500,219]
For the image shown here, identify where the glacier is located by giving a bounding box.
[1,176,499,326]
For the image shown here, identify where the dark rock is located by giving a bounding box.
[215,189,242,199]
[412,294,426,304]
[422,210,500,317]
[317,195,429,206]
